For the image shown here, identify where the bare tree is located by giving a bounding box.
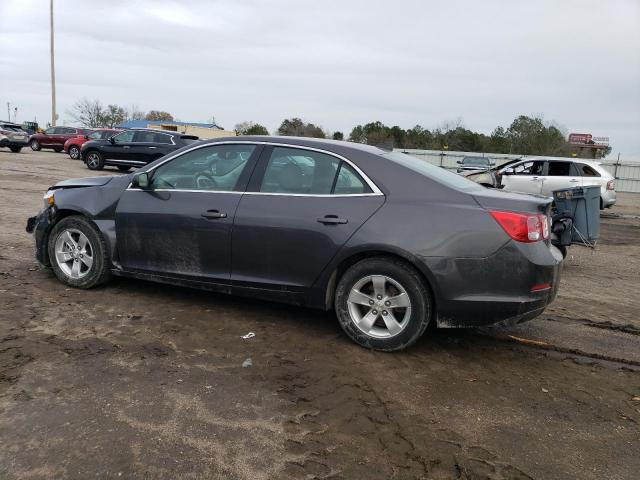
[67,98,104,128]
[126,105,146,121]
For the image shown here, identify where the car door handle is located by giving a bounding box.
[317,215,348,225]
[148,146,158,149]
[123,146,130,149]
[531,177,539,180]
[569,179,580,183]
[201,209,227,219]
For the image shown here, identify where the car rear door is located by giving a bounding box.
[115,143,261,284]
[500,160,545,195]
[540,161,582,196]
[231,145,385,290]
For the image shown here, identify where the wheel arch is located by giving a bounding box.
[41,209,106,266]
[322,247,439,315]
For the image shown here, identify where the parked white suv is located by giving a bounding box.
[464,158,616,209]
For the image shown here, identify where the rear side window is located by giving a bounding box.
[334,163,371,194]
[580,164,600,177]
[547,161,578,176]
[260,147,340,194]
[133,131,158,143]
[153,133,173,144]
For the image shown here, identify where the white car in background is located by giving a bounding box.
[464,158,616,209]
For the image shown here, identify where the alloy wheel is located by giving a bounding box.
[54,228,94,279]
[69,146,80,159]
[87,152,100,168]
[347,275,412,338]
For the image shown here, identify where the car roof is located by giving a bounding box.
[201,135,388,156]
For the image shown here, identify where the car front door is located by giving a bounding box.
[500,160,545,195]
[115,143,261,283]
[40,127,56,146]
[102,130,135,160]
[231,145,385,290]
[540,161,582,196]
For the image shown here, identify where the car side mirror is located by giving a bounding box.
[132,172,150,189]
[84,135,89,140]
[456,160,462,164]
[109,137,115,144]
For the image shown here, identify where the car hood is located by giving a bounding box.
[50,176,116,190]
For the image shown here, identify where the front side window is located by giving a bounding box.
[112,131,134,143]
[260,147,340,194]
[44,127,55,134]
[88,131,102,140]
[507,160,545,176]
[150,144,256,191]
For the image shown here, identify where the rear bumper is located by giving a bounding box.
[601,189,616,208]
[420,240,562,328]
[0,137,28,147]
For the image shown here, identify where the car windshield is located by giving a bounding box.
[1,125,21,132]
[381,152,483,191]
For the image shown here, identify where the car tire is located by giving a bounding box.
[9,147,22,153]
[117,165,131,172]
[69,146,80,159]
[30,139,41,151]
[53,147,63,153]
[334,256,432,351]
[85,150,104,170]
[47,215,112,289]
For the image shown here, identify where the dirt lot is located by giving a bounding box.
[1,149,639,480]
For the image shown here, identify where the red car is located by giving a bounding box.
[29,126,90,153]
[63,129,121,160]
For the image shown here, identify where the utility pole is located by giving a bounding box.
[6,102,9,121]
[50,0,56,126]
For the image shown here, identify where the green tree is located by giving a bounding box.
[332,131,344,141]
[234,121,269,135]
[145,110,174,122]
[277,118,325,138]
[100,104,127,128]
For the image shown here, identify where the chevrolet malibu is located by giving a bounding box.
[27,137,562,351]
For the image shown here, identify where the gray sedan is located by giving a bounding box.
[27,137,562,351]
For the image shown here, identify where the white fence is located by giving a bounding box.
[397,149,640,193]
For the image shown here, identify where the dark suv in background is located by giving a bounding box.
[81,129,199,171]
[30,126,90,152]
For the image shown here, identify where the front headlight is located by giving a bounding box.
[43,190,55,207]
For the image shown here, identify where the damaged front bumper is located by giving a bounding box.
[26,207,54,266]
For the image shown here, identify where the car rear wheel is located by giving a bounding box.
[69,146,80,159]
[9,147,22,153]
[334,257,432,351]
[117,165,131,172]
[47,216,112,289]
[30,139,41,151]
[86,151,104,170]
[53,147,63,153]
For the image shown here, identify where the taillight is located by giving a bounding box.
[490,211,549,243]
[607,180,615,190]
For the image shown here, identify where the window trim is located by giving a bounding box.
[127,141,384,197]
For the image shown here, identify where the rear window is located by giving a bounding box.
[382,152,483,191]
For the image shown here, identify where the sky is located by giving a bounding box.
[1,0,639,158]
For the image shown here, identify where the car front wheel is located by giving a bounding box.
[30,139,41,151]
[334,257,432,351]
[47,216,111,288]
[85,151,104,170]
[69,146,80,159]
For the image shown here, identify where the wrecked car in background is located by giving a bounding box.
[463,158,616,209]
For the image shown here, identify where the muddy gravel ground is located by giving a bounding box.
[1,149,639,480]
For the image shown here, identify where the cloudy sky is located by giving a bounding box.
[1,0,639,156]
